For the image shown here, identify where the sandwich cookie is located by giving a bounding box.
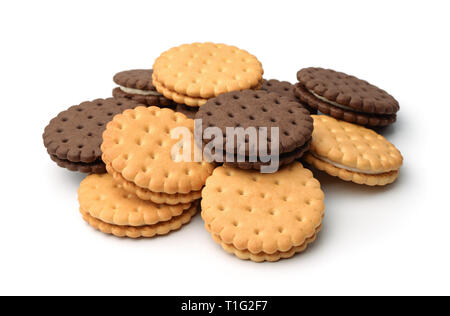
[43,98,142,173]
[295,68,399,126]
[113,69,175,108]
[78,173,197,238]
[195,90,313,170]
[304,115,403,185]
[261,79,317,114]
[152,42,263,107]
[101,106,215,204]
[201,162,325,262]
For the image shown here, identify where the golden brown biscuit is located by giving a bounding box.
[208,224,321,262]
[305,115,403,185]
[80,203,198,238]
[152,42,263,106]
[101,106,215,195]
[78,173,191,226]
[201,162,324,262]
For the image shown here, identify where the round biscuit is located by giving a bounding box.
[201,162,324,255]
[101,106,215,194]
[80,202,198,238]
[304,153,399,186]
[308,115,403,174]
[153,42,263,100]
[207,223,321,262]
[78,173,191,226]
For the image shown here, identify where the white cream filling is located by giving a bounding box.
[311,153,386,175]
[119,86,162,96]
[307,89,359,112]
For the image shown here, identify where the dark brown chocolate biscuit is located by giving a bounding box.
[43,98,142,173]
[113,69,157,91]
[195,90,313,169]
[175,103,198,119]
[112,87,174,108]
[296,67,399,126]
[295,83,396,126]
[297,68,399,114]
[261,79,317,114]
[113,69,175,107]
[50,154,106,174]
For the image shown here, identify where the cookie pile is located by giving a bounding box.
[43,42,403,262]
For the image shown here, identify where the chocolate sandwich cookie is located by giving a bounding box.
[113,69,175,108]
[261,79,317,114]
[175,103,198,119]
[43,98,142,173]
[195,90,313,171]
[294,68,399,126]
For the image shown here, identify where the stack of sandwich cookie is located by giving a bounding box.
[152,42,263,107]
[78,174,198,238]
[304,115,403,185]
[101,106,214,205]
[201,162,324,262]
[261,79,317,114]
[195,90,313,170]
[43,98,142,173]
[113,69,175,108]
[294,67,399,126]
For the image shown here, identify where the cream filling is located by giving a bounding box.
[311,153,386,175]
[308,89,359,112]
[119,86,162,96]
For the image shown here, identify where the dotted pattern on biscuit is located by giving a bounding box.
[201,162,324,255]
[304,153,399,186]
[153,42,263,100]
[261,79,297,100]
[261,79,317,115]
[208,224,321,262]
[294,84,396,127]
[78,173,191,226]
[113,69,157,91]
[196,90,314,156]
[297,67,399,114]
[80,203,197,238]
[43,98,142,164]
[101,106,214,194]
[106,163,201,205]
[309,115,403,173]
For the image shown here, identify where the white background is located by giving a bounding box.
[0,0,448,296]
